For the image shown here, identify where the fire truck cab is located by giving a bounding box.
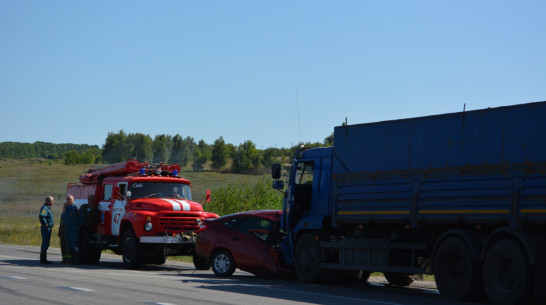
[67,159,218,268]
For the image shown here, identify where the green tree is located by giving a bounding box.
[192,140,211,171]
[128,133,153,161]
[170,134,191,167]
[152,134,172,163]
[232,140,262,173]
[211,136,228,171]
[102,130,130,163]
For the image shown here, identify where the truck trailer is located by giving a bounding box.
[272,101,546,305]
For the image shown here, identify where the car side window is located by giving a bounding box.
[223,218,243,231]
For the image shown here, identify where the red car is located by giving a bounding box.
[195,210,292,277]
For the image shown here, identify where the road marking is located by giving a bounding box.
[2,276,27,280]
[66,287,94,292]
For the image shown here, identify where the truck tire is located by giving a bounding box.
[211,249,235,277]
[483,239,533,305]
[384,273,414,286]
[295,233,321,283]
[121,229,142,269]
[434,237,483,301]
[193,252,211,270]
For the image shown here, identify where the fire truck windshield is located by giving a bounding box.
[129,182,192,200]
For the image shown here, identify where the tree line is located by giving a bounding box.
[101,130,332,173]
[0,141,99,160]
[1,130,334,173]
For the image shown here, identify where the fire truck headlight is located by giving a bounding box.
[144,221,153,232]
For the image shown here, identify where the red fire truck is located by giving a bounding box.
[66,159,218,268]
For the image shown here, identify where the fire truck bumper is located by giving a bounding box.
[140,234,196,244]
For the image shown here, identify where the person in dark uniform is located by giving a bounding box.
[79,194,100,233]
[58,200,69,264]
[38,196,54,264]
[62,195,81,264]
[78,194,100,263]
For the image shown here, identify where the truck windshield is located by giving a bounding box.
[129,182,192,200]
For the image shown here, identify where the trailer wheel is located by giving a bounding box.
[434,237,483,301]
[483,239,532,305]
[295,233,321,283]
[384,273,414,286]
[121,229,142,269]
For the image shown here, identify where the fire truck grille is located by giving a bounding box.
[159,216,199,233]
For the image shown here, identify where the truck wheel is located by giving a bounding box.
[121,229,142,269]
[434,237,483,301]
[295,233,321,283]
[193,252,211,270]
[211,250,235,277]
[384,273,414,286]
[483,239,532,305]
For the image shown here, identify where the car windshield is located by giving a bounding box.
[128,182,192,200]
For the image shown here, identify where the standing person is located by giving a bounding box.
[58,200,69,264]
[62,195,81,264]
[78,194,100,263]
[38,196,54,264]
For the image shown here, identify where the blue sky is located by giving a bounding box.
[1,1,545,149]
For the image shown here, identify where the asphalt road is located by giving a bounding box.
[0,244,482,305]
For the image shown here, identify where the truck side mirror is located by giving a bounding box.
[273,180,284,190]
[272,163,281,180]
[205,190,211,203]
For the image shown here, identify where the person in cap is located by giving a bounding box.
[38,196,55,264]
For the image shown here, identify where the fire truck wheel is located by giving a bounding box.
[483,239,533,305]
[294,232,321,283]
[193,253,211,270]
[121,229,142,269]
[211,249,235,277]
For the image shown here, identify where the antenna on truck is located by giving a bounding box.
[296,87,302,144]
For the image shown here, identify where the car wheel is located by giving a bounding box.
[122,228,142,269]
[212,250,235,277]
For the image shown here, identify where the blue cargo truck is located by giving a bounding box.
[272,101,546,305]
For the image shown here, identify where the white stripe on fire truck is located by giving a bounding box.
[162,199,181,211]
[174,199,190,211]
[162,199,190,211]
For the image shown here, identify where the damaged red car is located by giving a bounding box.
[195,210,292,277]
